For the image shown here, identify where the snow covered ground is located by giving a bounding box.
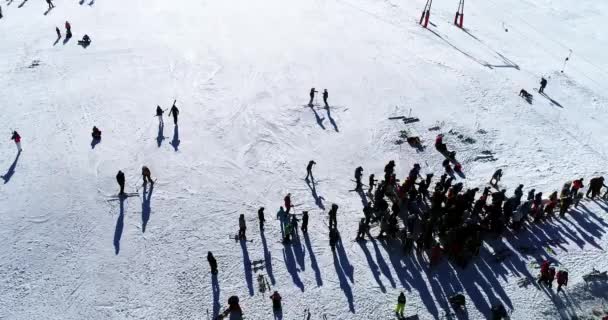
[1,0,607,319]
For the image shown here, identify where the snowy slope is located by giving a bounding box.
[0,0,607,319]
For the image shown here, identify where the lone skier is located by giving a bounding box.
[10,131,22,152]
[116,170,125,195]
[207,251,218,275]
[46,0,55,10]
[395,292,406,317]
[258,207,265,230]
[305,160,316,180]
[168,100,179,125]
[308,88,317,106]
[539,77,548,94]
[141,166,154,186]
[322,89,329,107]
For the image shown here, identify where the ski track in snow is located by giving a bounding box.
[0,0,607,319]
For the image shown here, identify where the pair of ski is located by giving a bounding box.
[257,274,271,293]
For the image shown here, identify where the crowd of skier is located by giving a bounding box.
[6,89,608,319]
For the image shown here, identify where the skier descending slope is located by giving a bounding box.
[322,89,329,107]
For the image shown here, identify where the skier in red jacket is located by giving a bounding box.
[538,260,550,286]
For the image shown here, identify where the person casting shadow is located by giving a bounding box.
[1,151,21,184]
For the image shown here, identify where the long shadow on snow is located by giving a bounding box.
[141,184,153,232]
[369,237,396,289]
[461,28,520,70]
[212,273,221,318]
[240,239,255,296]
[156,121,166,147]
[308,106,326,130]
[336,235,354,282]
[260,228,276,285]
[291,227,306,270]
[282,241,305,292]
[303,232,323,287]
[305,178,325,210]
[170,124,180,151]
[356,189,369,208]
[357,240,387,293]
[325,106,339,132]
[113,197,126,255]
[540,93,564,108]
[332,241,355,313]
[1,151,21,184]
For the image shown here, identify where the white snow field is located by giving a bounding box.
[1,0,608,319]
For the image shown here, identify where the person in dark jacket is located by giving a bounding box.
[328,204,338,229]
[156,105,164,125]
[92,126,102,140]
[141,166,154,186]
[269,291,282,309]
[116,170,125,195]
[539,77,548,94]
[301,211,309,233]
[306,160,316,180]
[238,214,246,240]
[490,169,503,186]
[354,166,364,191]
[308,88,317,106]
[207,251,218,274]
[168,101,179,125]
[556,270,568,292]
[395,292,406,316]
[258,207,265,230]
[322,89,329,107]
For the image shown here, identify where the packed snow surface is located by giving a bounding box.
[1,0,608,319]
